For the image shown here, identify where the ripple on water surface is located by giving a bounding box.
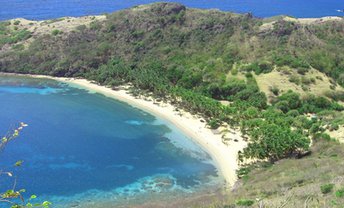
[0,75,223,207]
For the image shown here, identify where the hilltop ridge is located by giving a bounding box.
[0,2,343,86]
[3,3,343,103]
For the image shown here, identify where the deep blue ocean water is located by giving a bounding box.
[0,0,343,21]
[0,75,221,207]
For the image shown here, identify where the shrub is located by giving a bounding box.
[329,123,339,131]
[258,61,273,74]
[310,123,322,134]
[236,167,251,178]
[231,67,238,75]
[13,20,20,25]
[301,77,312,85]
[90,20,102,31]
[310,77,316,84]
[270,86,279,96]
[242,63,258,73]
[51,29,62,36]
[245,72,253,78]
[272,53,309,69]
[76,24,87,31]
[313,133,332,141]
[316,76,323,80]
[300,95,342,113]
[275,100,290,113]
[242,62,273,75]
[12,43,24,51]
[286,109,300,117]
[277,91,302,110]
[301,85,309,91]
[335,188,344,198]
[208,119,220,129]
[297,67,309,75]
[278,66,292,75]
[236,199,254,206]
[320,183,334,194]
[325,91,344,102]
[2,29,32,45]
[289,74,300,85]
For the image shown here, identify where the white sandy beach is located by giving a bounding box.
[2,73,247,187]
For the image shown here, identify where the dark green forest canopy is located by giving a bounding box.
[0,3,343,162]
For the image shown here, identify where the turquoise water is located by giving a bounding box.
[0,75,222,207]
[0,0,343,21]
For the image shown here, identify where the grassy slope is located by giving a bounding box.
[254,68,344,100]
[222,140,344,208]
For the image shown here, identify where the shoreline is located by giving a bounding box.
[1,73,247,187]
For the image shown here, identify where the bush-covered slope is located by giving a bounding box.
[0,3,343,87]
[223,139,344,208]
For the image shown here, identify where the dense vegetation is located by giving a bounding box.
[0,21,31,48]
[91,58,344,159]
[0,3,343,207]
[0,2,343,162]
[1,3,344,86]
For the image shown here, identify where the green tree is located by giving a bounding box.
[240,120,310,162]
[276,90,301,110]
